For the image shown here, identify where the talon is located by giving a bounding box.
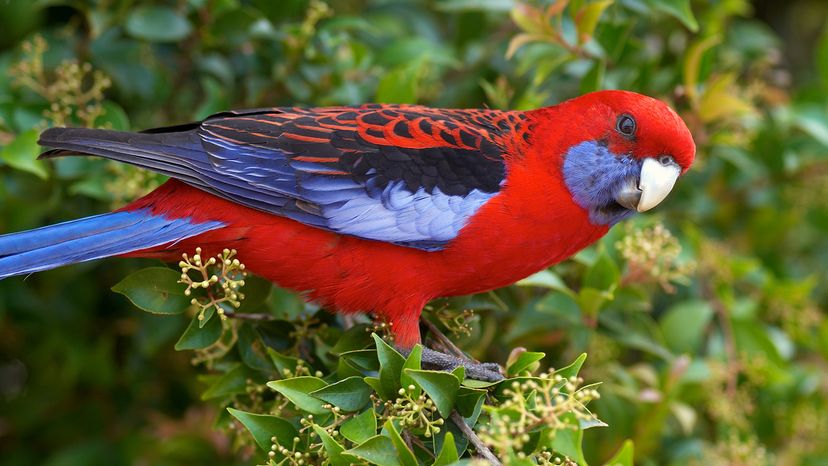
[413,346,505,382]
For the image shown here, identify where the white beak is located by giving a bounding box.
[637,157,681,212]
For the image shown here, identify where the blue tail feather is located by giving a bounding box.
[0,209,225,279]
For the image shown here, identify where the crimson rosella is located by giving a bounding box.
[0,90,694,380]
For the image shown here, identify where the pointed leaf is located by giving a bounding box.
[404,369,460,418]
[384,420,418,466]
[202,364,249,400]
[174,314,222,350]
[372,333,406,399]
[603,439,634,466]
[3,129,47,179]
[227,408,298,451]
[310,376,372,412]
[313,425,357,466]
[345,435,401,466]
[112,267,189,314]
[341,349,380,372]
[556,353,587,380]
[575,0,613,43]
[267,377,328,414]
[507,351,546,376]
[267,348,300,377]
[646,0,698,31]
[341,408,377,445]
[434,431,460,465]
[550,414,586,464]
[400,344,423,396]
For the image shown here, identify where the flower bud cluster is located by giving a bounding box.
[617,222,695,292]
[267,435,310,465]
[179,248,247,323]
[11,35,112,128]
[477,369,600,461]
[379,384,445,438]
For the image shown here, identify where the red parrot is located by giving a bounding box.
[0,90,694,379]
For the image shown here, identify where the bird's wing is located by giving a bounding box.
[40,105,527,250]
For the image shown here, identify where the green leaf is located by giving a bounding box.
[556,353,587,380]
[227,408,298,451]
[363,376,384,395]
[584,251,620,290]
[550,413,586,464]
[400,344,423,397]
[575,1,613,43]
[603,439,634,466]
[345,435,401,466]
[659,300,714,353]
[202,364,249,399]
[3,129,47,179]
[404,369,460,418]
[646,0,698,32]
[126,5,192,42]
[95,101,131,130]
[234,274,273,313]
[507,351,545,376]
[267,348,300,377]
[174,314,222,350]
[577,286,613,318]
[434,431,460,465]
[267,377,328,414]
[372,333,406,399]
[383,419,418,466]
[331,324,373,354]
[517,269,575,297]
[376,65,417,104]
[341,349,380,372]
[112,267,189,314]
[237,323,272,371]
[312,425,357,466]
[341,408,377,445]
[310,376,372,412]
[456,387,487,418]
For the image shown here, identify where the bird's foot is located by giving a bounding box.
[418,347,504,382]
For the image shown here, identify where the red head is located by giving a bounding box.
[528,90,696,225]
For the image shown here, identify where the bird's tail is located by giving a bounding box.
[0,209,224,279]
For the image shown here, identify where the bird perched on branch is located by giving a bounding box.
[0,90,694,380]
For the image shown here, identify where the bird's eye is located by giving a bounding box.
[658,155,675,166]
[616,114,636,137]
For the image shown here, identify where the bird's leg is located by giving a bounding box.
[421,347,504,382]
[391,316,504,382]
[395,345,504,382]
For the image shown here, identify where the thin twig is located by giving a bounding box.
[223,311,275,321]
[421,317,471,361]
[450,411,501,466]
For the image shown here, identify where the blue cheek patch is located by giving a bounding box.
[562,140,641,226]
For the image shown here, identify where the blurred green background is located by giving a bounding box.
[1,0,827,465]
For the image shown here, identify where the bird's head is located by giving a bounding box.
[534,90,695,225]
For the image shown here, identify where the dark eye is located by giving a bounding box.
[658,155,675,166]
[616,114,636,137]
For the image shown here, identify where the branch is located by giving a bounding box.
[450,411,501,466]
[421,316,472,361]
[223,311,275,321]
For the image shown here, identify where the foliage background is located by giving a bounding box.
[1,0,828,464]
